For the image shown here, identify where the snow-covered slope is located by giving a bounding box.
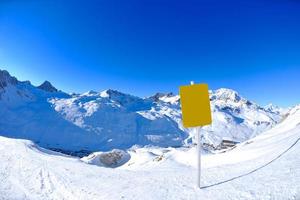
[0,70,186,152]
[0,104,299,199]
[0,69,282,153]
[50,88,282,151]
[141,88,282,148]
[50,89,186,151]
[0,70,101,152]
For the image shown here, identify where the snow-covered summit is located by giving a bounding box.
[210,88,255,108]
[212,88,242,102]
[99,89,110,97]
[148,92,175,101]
[264,103,285,115]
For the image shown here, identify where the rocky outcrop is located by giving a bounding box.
[37,81,58,92]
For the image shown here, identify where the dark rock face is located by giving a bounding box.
[0,70,18,90]
[99,150,130,168]
[149,92,174,102]
[37,81,58,92]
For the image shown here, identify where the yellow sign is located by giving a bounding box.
[179,83,212,128]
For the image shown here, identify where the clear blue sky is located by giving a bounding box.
[0,0,300,107]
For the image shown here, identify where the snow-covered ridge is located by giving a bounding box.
[0,69,286,154]
[0,69,18,89]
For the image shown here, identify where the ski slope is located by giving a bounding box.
[0,106,299,200]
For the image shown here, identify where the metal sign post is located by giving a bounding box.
[179,81,212,189]
[190,81,201,188]
[197,126,201,188]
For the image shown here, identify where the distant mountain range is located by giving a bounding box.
[0,69,291,154]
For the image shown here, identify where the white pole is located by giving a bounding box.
[190,81,201,189]
[197,127,201,189]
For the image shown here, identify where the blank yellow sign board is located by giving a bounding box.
[179,83,212,128]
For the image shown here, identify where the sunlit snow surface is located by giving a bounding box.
[0,69,283,152]
[1,106,299,200]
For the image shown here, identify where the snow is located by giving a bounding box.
[0,68,283,153]
[0,69,299,199]
[159,95,180,104]
[0,106,299,199]
[99,90,110,98]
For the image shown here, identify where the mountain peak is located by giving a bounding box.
[212,88,242,102]
[37,81,58,92]
[149,92,174,102]
[106,89,124,96]
[265,103,279,110]
[215,88,239,95]
[264,103,283,114]
[0,69,18,89]
[82,90,98,96]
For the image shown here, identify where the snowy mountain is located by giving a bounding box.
[140,88,283,149]
[37,80,58,92]
[0,70,186,153]
[0,69,283,154]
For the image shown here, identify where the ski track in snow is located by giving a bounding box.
[201,134,300,189]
